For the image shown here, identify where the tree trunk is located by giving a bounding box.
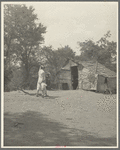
[21,61,30,89]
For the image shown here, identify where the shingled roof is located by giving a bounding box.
[57,59,116,78]
[79,61,116,77]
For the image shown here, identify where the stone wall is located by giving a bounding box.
[78,68,98,90]
[78,68,90,90]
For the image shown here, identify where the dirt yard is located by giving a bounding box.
[3,89,117,147]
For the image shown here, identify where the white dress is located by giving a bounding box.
[37,69,46,91]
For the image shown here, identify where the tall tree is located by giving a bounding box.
[96,31,117,65]
[77,31,117,72]
[78,40,100,61]
[56,45,75,67]
[4,4,46,88]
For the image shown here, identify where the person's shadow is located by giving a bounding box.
[36,94,59,99]
[20,89,59,99]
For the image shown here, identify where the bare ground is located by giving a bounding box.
[3,89,117,147]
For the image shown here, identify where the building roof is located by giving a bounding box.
[79,61,116,77]
[61,58,84,70]
[57,59,116,78]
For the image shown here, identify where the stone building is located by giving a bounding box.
[56,59,116,93]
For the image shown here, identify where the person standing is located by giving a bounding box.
[36,65,47,97]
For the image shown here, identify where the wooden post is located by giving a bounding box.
[70,60,73,90]
[95,60,98,74]
[95,60,98,92]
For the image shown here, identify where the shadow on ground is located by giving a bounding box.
[4,111,116,146]
[20,90,59,99]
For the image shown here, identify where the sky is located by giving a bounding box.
[4,2,118,55]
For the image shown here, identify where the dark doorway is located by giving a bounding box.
[71,66,78,90]
[62,83,69,90]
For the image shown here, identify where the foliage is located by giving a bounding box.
[4,4,46,90]
[7,68,24,91]
[4,68,13,92]
[78,31,117,72]
[40,45,75,83]
[56,45,75,67]
[78,40,100,61]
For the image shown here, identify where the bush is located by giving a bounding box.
[4,69,13,92]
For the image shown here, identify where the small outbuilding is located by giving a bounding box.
[78,61,116,93]
[55,59,84,90]
[55,59,116,93]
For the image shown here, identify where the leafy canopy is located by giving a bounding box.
[4,4,46,89]
[77,31,117,71]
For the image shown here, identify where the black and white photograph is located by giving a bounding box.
[1,1,118,148]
